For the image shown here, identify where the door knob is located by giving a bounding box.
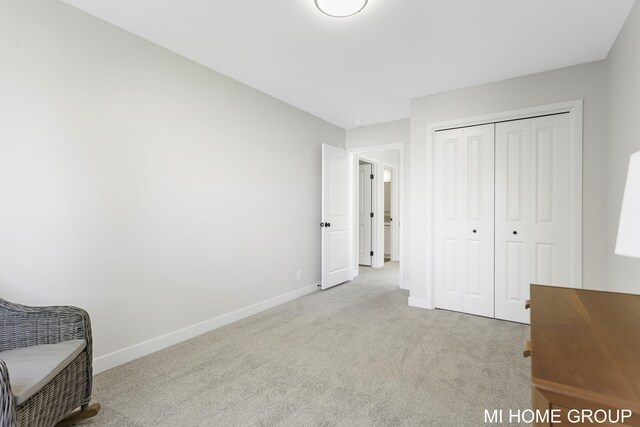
[513,231,518,235]
[523,340,532,358]
[326,222,331,227]
[320,223,325,227]
[472,229,477,233]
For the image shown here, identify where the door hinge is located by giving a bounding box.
[370,212,374,218]
[370,251,374,256]
[370,174,374,180]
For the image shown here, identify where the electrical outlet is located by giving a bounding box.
[296,270,302,281]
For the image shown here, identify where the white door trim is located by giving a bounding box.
[420,100,583,309]
[349,143,405,289]
[383,163,400,262]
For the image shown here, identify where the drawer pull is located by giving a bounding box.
[525,299,531,310]
[523,340,532,358]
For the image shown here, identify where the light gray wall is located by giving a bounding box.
[0,0,344,364]
[409,61,609,301]
[606,1,640,294]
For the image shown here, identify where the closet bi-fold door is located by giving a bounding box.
[495,114,571,323]
[434,124,495,318]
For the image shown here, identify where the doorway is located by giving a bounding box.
[351,145,404,288]
[320,143,405,290]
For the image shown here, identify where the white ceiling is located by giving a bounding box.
[61,0,635,129]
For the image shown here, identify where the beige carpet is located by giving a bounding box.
[81,263,531,426]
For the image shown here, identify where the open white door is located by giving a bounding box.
[322,144,351,290]
[358,162,373,266]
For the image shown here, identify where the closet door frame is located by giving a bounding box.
[420,100,583,310]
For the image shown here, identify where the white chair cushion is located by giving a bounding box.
[0,339,86,405]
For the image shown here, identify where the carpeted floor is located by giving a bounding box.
[81,262,531,426]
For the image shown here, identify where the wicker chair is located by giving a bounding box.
[0,298,100,427]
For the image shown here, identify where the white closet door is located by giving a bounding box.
[495,120,532,323]
[434,124,494,317]
[434,128,464,312]
[530,115,571,288]
[495,114,571,323]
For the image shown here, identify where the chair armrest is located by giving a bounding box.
[0,359,17,427]
[0,298,92,356]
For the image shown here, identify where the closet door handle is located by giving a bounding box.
[472,229,477,234]
[513,231,518,235]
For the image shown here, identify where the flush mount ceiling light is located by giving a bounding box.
[315,0,368,18]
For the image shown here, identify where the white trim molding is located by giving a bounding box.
[418,99,583,310]
[93,283,320,374]
[383,163,400,263]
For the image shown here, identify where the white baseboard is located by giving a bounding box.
[93,283,320,374]
[399,280,409,290]
[408,296,430,309]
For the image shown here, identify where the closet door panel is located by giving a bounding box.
[460,125,494,317]
[434,129,464,312]
[495,113,573,324]
[530,114,571,287]
[434,125,494,317]
[495,120,531,323]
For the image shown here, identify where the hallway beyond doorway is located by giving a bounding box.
[354,261,399,288]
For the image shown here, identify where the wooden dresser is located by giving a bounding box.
[528,285,640,426]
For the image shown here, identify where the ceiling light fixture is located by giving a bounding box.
[315,0,368,18]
